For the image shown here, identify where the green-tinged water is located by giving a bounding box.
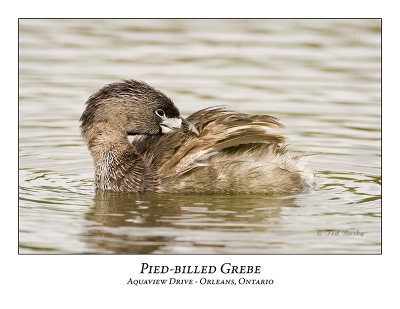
[19,19,381,254]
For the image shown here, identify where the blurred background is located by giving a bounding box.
[19,19,381,254]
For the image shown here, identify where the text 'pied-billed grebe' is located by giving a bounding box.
[80,80,314,194]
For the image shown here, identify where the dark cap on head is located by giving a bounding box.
[80,80,180,137]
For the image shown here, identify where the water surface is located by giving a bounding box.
[19,19,381,254]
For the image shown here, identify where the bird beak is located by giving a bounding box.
[181,117,199,136]
[159,116,199,136]
[160,117,183,133]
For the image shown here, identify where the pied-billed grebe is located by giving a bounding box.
[80,80,313,194]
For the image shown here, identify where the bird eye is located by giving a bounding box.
[155,109,165,117]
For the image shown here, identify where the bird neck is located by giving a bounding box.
[84,125,156,192]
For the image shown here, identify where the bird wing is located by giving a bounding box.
[150,107,287,177]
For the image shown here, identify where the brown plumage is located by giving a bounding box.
[80,80,313,194]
